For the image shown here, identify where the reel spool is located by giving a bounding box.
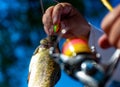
[61,38,106,87]
[62,38,91,57]
[49,37,120,87]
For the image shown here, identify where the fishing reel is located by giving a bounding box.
[49,37,120,87]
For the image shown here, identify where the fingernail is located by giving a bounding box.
[53,16,58,24]
[49,26,54,35]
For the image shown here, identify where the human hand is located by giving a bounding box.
[98,5,120,49]
[42,3,90,39]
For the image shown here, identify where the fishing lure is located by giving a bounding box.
[53,24,59,33]
[28,36,61,87]
[28,0,120,87]
[49,1,120,86]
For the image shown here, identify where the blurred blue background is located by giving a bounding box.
[0,0,119,87]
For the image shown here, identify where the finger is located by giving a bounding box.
[108,17,120,48]
[58,20,72,38]
[42,6,54,35]
[101,4,120,34]
[52,3,73,24]
[43,25,54,35]
[42,6,54,25]
[98,34,112,49]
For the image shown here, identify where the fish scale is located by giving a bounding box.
[28,37,61,87]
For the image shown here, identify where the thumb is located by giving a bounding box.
[98,34,112,49]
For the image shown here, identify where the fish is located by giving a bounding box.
[28,36,61,87]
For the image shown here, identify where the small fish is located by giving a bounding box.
[28,36,61,87]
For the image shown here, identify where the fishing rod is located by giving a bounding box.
[49,0,120,87]
[49,37,120,87]
[38,0,120,87]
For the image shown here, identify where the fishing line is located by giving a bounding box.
[40,0,67,52]
[40,0,45,14]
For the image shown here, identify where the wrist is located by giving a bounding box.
[79,23,91,40]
